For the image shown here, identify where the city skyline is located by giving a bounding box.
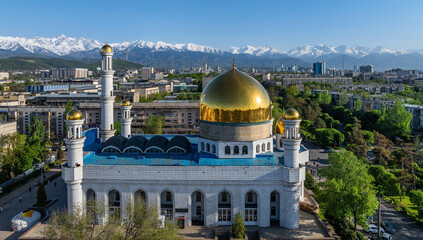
[0,0,422,51]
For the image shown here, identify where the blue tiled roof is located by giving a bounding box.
[81,133,309,167]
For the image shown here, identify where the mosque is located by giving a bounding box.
[62,44,309,229]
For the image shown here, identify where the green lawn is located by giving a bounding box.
[386,195,423,223]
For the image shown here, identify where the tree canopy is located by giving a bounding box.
[319,150,378,231]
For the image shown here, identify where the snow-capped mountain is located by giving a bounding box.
[286,44,404,58]
[0,35,223,56]
[0,34,102,55]
[0,35,422,70]
[230,45,283,57]
[0,34,408,58]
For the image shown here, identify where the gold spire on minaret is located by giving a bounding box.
[233,58,235,69]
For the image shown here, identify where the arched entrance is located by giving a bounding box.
[134,190,146,205]
[270,191,280,226]
[191,191,204,226]
[218,191,232,225]
[108,189,121,219]
[245,191,258,225]
[160,190,173,220]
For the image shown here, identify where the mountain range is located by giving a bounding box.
[0,35,422,71]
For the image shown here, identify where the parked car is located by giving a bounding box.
[382,220,396,234]
[382,232,392,240]
[366,224,385,235]
[323,148,333,153]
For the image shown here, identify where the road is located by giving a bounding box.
[0,170,67,240]
[371,199,423,240]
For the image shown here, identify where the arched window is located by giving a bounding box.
[201,142,205,151]
[247,192,253,202]
[196,206,202,215]
[271,206,276,216]
[267,142,271,151]
[225,146,230,155]
[134,190,146,204]
[234,146,239,155]
[256,145,260,153]
[166,191,172,202]
[196,192,202,202]
[221,192,228,202]
[262,143,265,152]
[206,143,210,152]
[212,145,216,153]
[108,190,121,219]
[279,139,283,148]
[271,192,276,202]
[87,189,97,223]
[242,146,248,155]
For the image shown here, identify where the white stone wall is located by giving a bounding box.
[80,164,305,228]
[198,137,273,158]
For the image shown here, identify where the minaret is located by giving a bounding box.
[281,108,303,229]
[99,43,116,142]
[120,99,133,138]
[275,117,285,151]
[63,109,85,215]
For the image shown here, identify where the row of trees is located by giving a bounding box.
[0,117,50,183]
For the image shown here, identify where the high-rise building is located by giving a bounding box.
[141,67,154,80]
[313,62,326,75]
[359,65,374,73]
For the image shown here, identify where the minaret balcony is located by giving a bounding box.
[62,165,83,182]
[281,165,305,183]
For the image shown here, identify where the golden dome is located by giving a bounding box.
[283,108,300,120]
[101,44,112,52]
[199,68,271,123]
[66,109,83,120]
[275,118,285,134]
[121,99,131,106]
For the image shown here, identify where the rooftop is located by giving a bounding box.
[82,132,307,167]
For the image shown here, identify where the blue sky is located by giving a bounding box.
[1,0,422,51]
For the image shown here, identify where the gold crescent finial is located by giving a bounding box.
[233,58,235,69]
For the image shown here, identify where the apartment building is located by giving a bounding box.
[79,101,199,134]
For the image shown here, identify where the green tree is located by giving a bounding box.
[232,212,245,239]
[409,190,423,207]
[314,128,344,148]
[0,133,31,179]
[114,121,121,136]
[320,150,378,231]
[42,201,179,240]
[64,100,73,116]
[346,118,368,158]
[373,132,394,165]
[287,85,298,95]
[316,91,332,106]
[360,110,381,131]
[37,183,47,205]
[305,171,317,191]
[353,98,363,112]
[337,92,349,106]
[143,115,165,134]
[57,146,64,161]
[379,100,412,138]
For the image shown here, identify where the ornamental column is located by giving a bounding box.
[99,43,116,142]
[120,99,133,138]
[63,109,85,215]
[281,108,303,229]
